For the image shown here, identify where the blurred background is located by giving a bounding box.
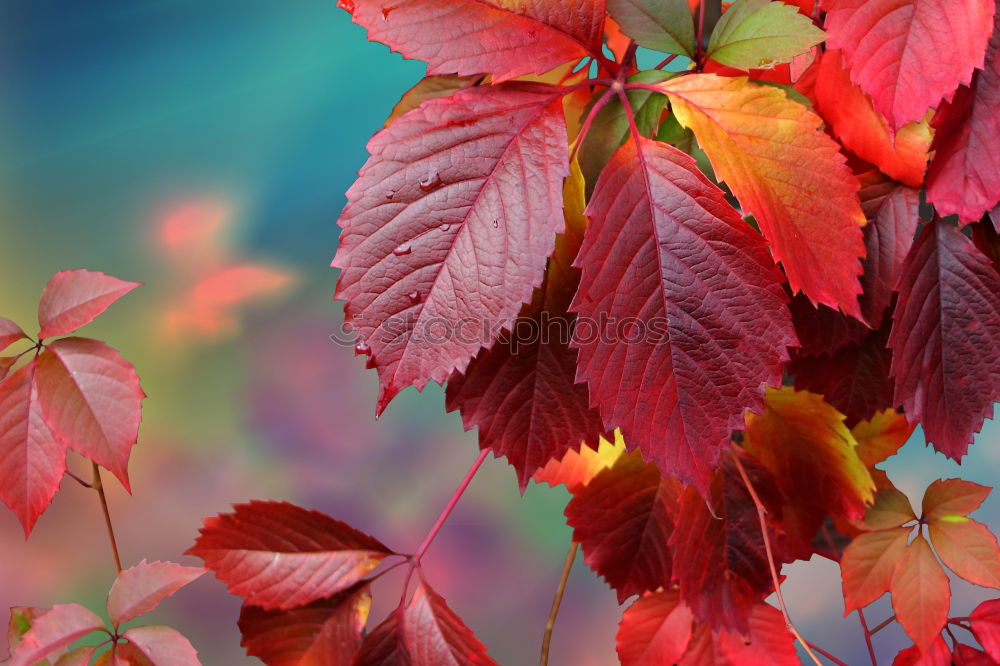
[0,2,997,664]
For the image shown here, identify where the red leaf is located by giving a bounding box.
[889,220,1000,459]
[353,611,411,666]
[107,560,206,626]
[865,488,919,530]
[928,518,1000,589]
[970,598,1000,661]
[0,317,28,352]
[662,74,867,316]
[841,527,910,612]
[400,581,498,666]
[121,625,200,666]
[187,501,394,610]
[570,136,794,491]
[385,75,484,128]
[0,356,17,382]
[922,479,992,521]
[565,452,681,602]
[953,644,996,666]
[343,0,604,82]
[926,14,1000,224]
[670,451,786,632]
[810,50,931,187]
[856,171,921,328]
[445,162,607,489]
[852,410,915,474]
[821,0,996,129]
[0,361,66,536]
[37,270,140,340]
[787,296,869,358]
[7,604,105,666]
[35,337,144,490]
[532,433,624,490]
[715,602,799,665]
[238,584,371,666]
[54,646,99,665]
[892,637,951,666]
[616,589,694,666]
[891,535,950,650]
[333,83,569,414]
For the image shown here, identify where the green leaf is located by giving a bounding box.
[607,0,696,57]
[706,0,825,70]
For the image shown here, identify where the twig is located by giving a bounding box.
[869,615,896,635]
[857,609,878,666]
[540,541,578,666]
[92,463,123,574]
[65,470,92,489]
[655,54,679,70]
[807,641,849,666]
[730,448,824,666]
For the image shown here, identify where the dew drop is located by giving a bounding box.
[392,243,412,256]
[419,170,442,191]
[336,0,356,14]
[354,339,370,355]
[385,189,395,200]
[439,223,451,232]
[492,219,500,228]
[407,291,420,304]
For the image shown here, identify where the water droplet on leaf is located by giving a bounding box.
[492,219,500,228]
[439,223,451,232]
[407,291,420,303]
[393,243,412,256]
[355,339,370,355]
[419,170,442,191]
[385,190,395,200]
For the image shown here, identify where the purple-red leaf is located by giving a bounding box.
[970,598,1000,661]
[37,270,140,340]
[121,625,200,666]
[715,601,800,665]
[926,10,1000,224]
[353,611,411,666]
[401,581,498,666]
[565,452,680,603]
[35,337,144,490]
[0,361,66,536]
[616,589,693,666]
[187,501,393,610]
[570,136,794,492]
[107,560,206,626]
[333,83,569,414]
[238,584,371,666]
[821,0,996,129]
[889,220,1000,459]
[892,637,952,666]
[0,317,28,352]
[342,1,604,82]
[7,604,105,666]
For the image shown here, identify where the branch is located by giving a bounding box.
[730,448,825,666]
[92,463,123,574]
[540,541,578,666]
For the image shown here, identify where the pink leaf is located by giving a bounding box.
[187,501,394,610]
[0,317,28,352]
[0,361,67,536]
[7,604,105,666]
[970,598,1000,661]
[570,137,795,491]
[35,338,145,490]
[37,270,140,340]
[107,560,206,626]
[53,646,99,665]
[121,625,200,666]
[333,83,569,414]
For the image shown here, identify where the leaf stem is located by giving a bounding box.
[730,448,825,666]
[92,463,123,574]
[869,615,895,635]
[569,86,618,162]
[697,0,708,58]
[807,641,849,666]
[65,469,93,489]
[857,609,878,666]
[540,541,578,666]
[655,54,679,70]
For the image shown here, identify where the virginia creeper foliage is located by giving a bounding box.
[5,0,1000,665]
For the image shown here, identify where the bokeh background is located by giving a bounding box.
[1,2,998,664]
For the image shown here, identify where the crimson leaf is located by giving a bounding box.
[36,270,140,340]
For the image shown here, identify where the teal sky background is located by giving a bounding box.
[1,2,998,665]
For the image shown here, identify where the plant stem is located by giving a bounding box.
[65,470,92,489]
[730,448,825,666]
[807,641,849,666]
[869,615,895,635]
[569,87,617,162]
[655,54,679,70]
[857,609,878,666]
[92,463,123,574]
[540,541,578,666]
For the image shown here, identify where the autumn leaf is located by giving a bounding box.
[187,501,394,610]
[921,479,992,521]
[662,73,867,315]
[36,270,140,341]
[952,644,996,666]
[0,317,28,351]
[706,0,825,71]
[6,604,105,666]
[333,83,569,414]
[120,625,200,666]
[841,526,910,613]
[892,637,951,666]
[889,219,1000,460]
[353,611,410,666]
[926,12,1000,224]
[714,601,799,664]
[106,560,206,627]
[928,518,1000,589]
[891,535,950,650]
[821,0,996,129]
[35,337,144,491]
[809,51,931,188]
[571,136,794,492]
[238,584,371,666]
[400,582,498,666]
[852,409,915,487]
[616,589,693,666]
[445,160,608,489]
[606,0,696,57]
[532,432,625,490]
[565,452,680,602]
[970,599,1000,662]
[385,74,484,127]
[341,0,605,82]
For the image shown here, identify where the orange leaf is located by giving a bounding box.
[661,74,866,315]
[928,518,1000,589]
[532,432,625,490]
[891,535,950,650]
[921,479,992,521]
[865,488,918,530]
[852,410,915,470]
[841,526,909,612]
